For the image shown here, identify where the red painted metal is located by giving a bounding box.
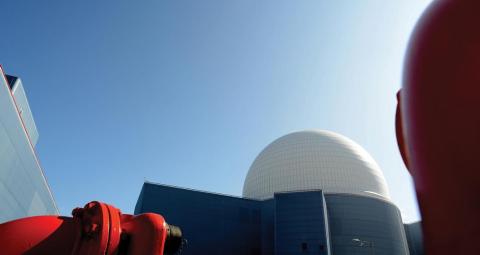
[398,0,480,254]
[0,201,177,255]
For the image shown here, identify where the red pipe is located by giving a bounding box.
[0,201,182,255]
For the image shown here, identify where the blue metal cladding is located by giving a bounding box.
[0,70,57,223]
[274,191,330,255]
[404,222,424,255]
[261,199,275,255]
[135,183,263,255]
[135,183,410,255]
[325,194,409,255]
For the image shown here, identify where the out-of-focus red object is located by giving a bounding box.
[0,201,183,255]
[397,0,480,254]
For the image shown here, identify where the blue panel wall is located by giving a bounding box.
[404,222,424,255]
[135,183,263,255]
[135,183,410,255]
[261,199,275,255]
[325,194,409,255]
[274,191,330,255]
[0,70,57,223]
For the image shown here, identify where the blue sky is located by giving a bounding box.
[1,0,431,221]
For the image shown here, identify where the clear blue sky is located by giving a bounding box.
[1,0,431,222]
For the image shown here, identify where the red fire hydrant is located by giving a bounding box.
[0,201,183,255]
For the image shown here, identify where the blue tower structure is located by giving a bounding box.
[135,182,409,255]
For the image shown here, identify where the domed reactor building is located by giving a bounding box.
[135,130,423,255]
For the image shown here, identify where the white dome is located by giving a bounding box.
[243,130,390,200]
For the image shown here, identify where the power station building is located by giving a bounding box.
[0,66,58,223]
[135,130,423,255]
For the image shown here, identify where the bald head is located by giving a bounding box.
[397,1,480,253]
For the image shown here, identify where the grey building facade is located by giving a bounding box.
[135,182,411,255]
[0,66,58,223]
